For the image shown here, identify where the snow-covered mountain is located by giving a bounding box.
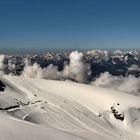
[0,75,140,140]
[0,49,140,79]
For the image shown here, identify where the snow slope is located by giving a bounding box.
[1,75,140,140]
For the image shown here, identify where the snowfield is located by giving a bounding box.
[0,75,140,140]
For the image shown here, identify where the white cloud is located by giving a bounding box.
[0,54,5,74]
[91,72,140,96]
[21,51,90,83]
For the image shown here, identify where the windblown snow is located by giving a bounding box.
[0,75,140,140]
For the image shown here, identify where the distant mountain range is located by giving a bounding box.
[1,49,140,79]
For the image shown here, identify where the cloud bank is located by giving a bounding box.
[22,51,90,83]
[91,72,140,96]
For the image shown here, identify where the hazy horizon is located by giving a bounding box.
[0,47,140,55]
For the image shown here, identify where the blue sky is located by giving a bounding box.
[0,0,140,50]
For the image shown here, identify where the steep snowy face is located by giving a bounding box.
[86,49,109,60]
[0,75,140,140]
